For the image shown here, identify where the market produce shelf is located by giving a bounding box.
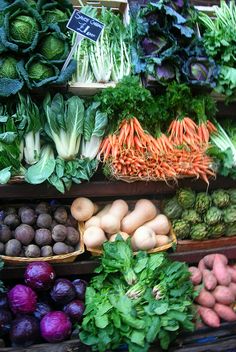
[1,176,235,200]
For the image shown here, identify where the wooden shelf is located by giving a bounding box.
[0,176,235,200]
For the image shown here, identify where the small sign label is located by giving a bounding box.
[66,9,104,42]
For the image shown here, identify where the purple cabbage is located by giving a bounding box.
[72,279,88,300]
[34,302,52,320]
[50,279,76,305]
[63,299,85,322]
[10,315,40,347]
[140,36,167,56]
[24,262,56,291]
[156,62,176,81]
[40,311,72,343]
[8,284,37,314]
[0,309,12,337]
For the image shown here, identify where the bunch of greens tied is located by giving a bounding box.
[79,237,195,352]
[0,0,75,96]
[132,0,218,90]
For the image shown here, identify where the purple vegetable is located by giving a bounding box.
[40,311,72,343]
[182,56,218,87]
[72,279,88,300]
[0,309,12,337]
[140,36,167,56]
[0,210,5,221]
[8,284,37,314]
[34,302,51,320]
[10,315,39,347]
[50,279,76,305]
[190,62,208,81]
[63,299,85,322]
[24,262,55,291]
[156,63,175,81]
[0,293,8,309]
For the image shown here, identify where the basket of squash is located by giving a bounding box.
[70,197,177,256]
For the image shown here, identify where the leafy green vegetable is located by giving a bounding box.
[39,32,69,61]
[10,14,39,44]
[0,57,18,79]
[80,238,195,351]
[28,59,55,81]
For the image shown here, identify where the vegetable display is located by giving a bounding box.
[0,0,75,96]
[190,253,236,327]
[79,238,195,351]
[0,261,87,347]
[0,202,80,258]
[164,188,236,240]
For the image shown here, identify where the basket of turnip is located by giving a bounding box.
[70,197,177,256]
[0,202,84,264]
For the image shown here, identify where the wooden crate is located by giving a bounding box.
[176,235,236,252]
[68,82,116,96]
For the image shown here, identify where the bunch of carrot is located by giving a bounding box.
[98,117,217,184]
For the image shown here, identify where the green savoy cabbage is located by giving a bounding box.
[28,61,54,81]
[0,57,18,79]
[43,9,68,24]
[39,34,68,60]
[10,15,39,44]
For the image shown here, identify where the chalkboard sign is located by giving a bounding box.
[66,10,104,42]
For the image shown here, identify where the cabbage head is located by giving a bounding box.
[39,34,68,61]
[0,57,18,79]
[28,61,54,81]
[43,9,68,24]
[10,15,39,44]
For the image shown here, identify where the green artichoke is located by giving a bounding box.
[172,219,190,239]
[228,189,236,205]
[190,223,208,240]
[177,188,196,209]
[163,196,183,220]
[225,222,236,237]
[208,223,226,238]
[211,189,230,209]
[182,209,201,224]
[223,205,236,224]
[204,207,222,225]
[195,192,212,214]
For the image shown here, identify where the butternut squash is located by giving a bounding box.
[100,200,129,234]
[83,226,107,249]
[121,199,157,234]
[109,232,130,242]
[145,214,170,235]
[132,226,157,250]
[156,235,170,247]
[84,204,112,230]
[71,197,97,222]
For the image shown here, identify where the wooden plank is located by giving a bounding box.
[0,177,235,200]
[177,235,236,252]
[68,82,116,96]
[168,336,236,352]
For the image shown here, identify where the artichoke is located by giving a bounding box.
[225,222,236,237]
[190,223,208,240]
[223,205,236,224]
[177,188,196,209]
[163,196,183,220]
[228,188,236,205]
[204,207,222,225]
[195,192,212,214]
[208,223,226,239]
[172,219,190,239]
[182,209,201,224]
[211,189,230,209]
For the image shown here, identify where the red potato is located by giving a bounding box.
[198,258,207,272]
[195,288,216,308]
[212,286,235,305]
[213,254,231,286]
[229,282,236,297]
[228,266,236,283]
[197,306,220,328]
[203,254,228,269]
[188,266,202,285]
[202,269,217,291]
[214,303,236,322]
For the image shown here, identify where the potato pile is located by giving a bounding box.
[189,254,236,328]
[0,202,80,257]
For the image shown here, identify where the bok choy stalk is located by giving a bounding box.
[43,93,84,160]
[14,94,42,165]
[80,102,108,159]
[72,34,95,83]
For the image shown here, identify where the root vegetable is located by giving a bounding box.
[67,246,75,253]
[4,214,20,230]
[25,244,40,258]
[155,235,170,247]
[197,306,220,328]
[20,208,36,225]
[18,207,31,217]
[202,269,217,291]
[66,227,80,246]
[188,267,202,285]
[54,207,68,224]
[204,254,228,269]
[65,215,77,228]
[5,239,22,256]
[121,199,157,234]
[35,229,52,247]
[35,202,50,215]
[198,258,206,272]
[14,224,35,245]
[51,220,58,229]
[229,282,236,297]
[36,214,52,229]
[0,225,11,243]
[214,303,236,322]
[228,266,236,283]
[100,200,129,235]
[145,214,170,235]
[109,232,129,242]
[53,242,69,255]
[41,246,53,257]
[83,226,107,249]
[52,225,67,242]
[71,198,96,222]
[5,207,16,215]
[195,288,215,308]
[212,286,235,305]
[132,226,157,251]
[213,254,231,286]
